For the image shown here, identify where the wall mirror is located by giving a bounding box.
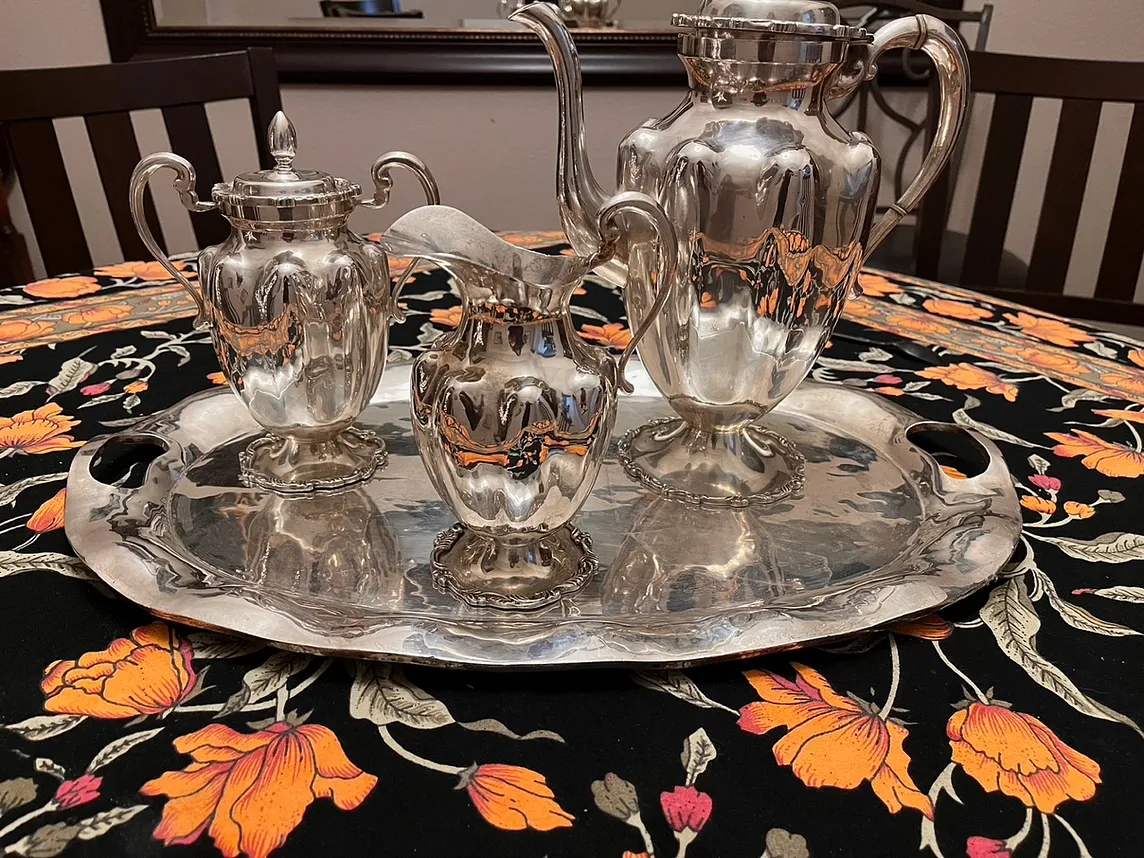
[103,0,683,84]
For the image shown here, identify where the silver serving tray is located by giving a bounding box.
[65,362,1020,669]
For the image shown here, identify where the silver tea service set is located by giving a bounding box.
[126,0,972,612]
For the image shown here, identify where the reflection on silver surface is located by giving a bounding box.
[381,202,675,610]
[66,362,1021,669]
[171,478,403,636]
[514,0,969,506]
[129,111,439,493]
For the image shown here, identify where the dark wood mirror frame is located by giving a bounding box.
[100,0,949,86]
[100,0,683,85]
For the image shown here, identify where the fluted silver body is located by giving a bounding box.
[129,111,438,492]
[514,1,969,506]
[382,201,676,610]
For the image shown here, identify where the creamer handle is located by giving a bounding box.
[595,191,678,394]
[129,153,215,329]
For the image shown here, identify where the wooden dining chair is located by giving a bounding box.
[0,49,281,280]
[927,52,1144,326]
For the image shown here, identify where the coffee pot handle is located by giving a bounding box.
[595,191,677,394]
[848,15,970,286]
[364,151,440,321]
[129,153,216,329]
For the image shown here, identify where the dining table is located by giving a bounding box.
[0,232,1140,858]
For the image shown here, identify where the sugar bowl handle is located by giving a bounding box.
[365,152,440,320]
[595,191,677,394]
[848,15,969,277]
[129,154,216,329]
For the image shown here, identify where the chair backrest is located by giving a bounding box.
[947,52,1144,320]
[0,49,281,278]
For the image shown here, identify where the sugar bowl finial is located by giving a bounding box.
[267,110,297,172]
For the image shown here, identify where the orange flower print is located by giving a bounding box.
[1046,430,1144,478]
[62,304,132,325]
[430,306,463,328]
[892,614,952,640]
[947,702,1100,813]
[922,299,992,322]
[0,354,23,365]
[1064,501,1096,519]
[1000,345,1083,375]
[27,488,66,533]
[1003,312,1093,348]
[0,320,53,342]
[0,404,83,456]
[738,664,933,818]
[461,764,575,831]
[940,465,967,480]
[125,380,149,395]
[580,323,632,350]
[917,364,1018,402]
[1020,495,1056,516]
[1099,372,1144,398]
[142,722,376,858]
[207,371,228,385]
[858,273,903,297]
[1129,349,1144,369]
[23,276,100,300]
[844,298,876,318]
[95,260,196,282]
[885,314,953,337]
[874,386,905,397]
[42,622,195,719]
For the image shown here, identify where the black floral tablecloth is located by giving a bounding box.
[0,235,1142,858]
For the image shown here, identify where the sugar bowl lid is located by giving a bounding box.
[672,0,869,42]
[212,112,361,224]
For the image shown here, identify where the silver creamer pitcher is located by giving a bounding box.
[514,0,969,507]
[381,198,675,611]
[129,112,438,494]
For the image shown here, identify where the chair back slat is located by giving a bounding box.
[1095,102,1144,301]
[0,53,259,121]
[246,49,283,170]
[961,94,1033,287]
[1025,99,1103,295]
[84,111,164,263]
[0,49,280,279]
[6,120,92,276]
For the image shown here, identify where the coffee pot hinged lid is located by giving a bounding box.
[673,0,872,61]
[211,111,361,225]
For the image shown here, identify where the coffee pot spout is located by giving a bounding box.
[511,2,610,258]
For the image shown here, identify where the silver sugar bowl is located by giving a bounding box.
[129,111,439,493]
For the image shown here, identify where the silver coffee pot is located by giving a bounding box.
[129,112,438,494]
[514,0,969,507]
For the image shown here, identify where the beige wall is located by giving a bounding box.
[3,0,1144,298]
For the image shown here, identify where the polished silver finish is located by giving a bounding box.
[65,362,1021,669]
[617,418,806,507]
[672,0,870,41]
[380,200,676,610]
[514,1,969,506]
[431,522,599,610]
[129,111,439,493]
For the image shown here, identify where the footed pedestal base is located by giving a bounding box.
[617,418,805,508]
[238,426,387,494]
[430,523,597,611]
